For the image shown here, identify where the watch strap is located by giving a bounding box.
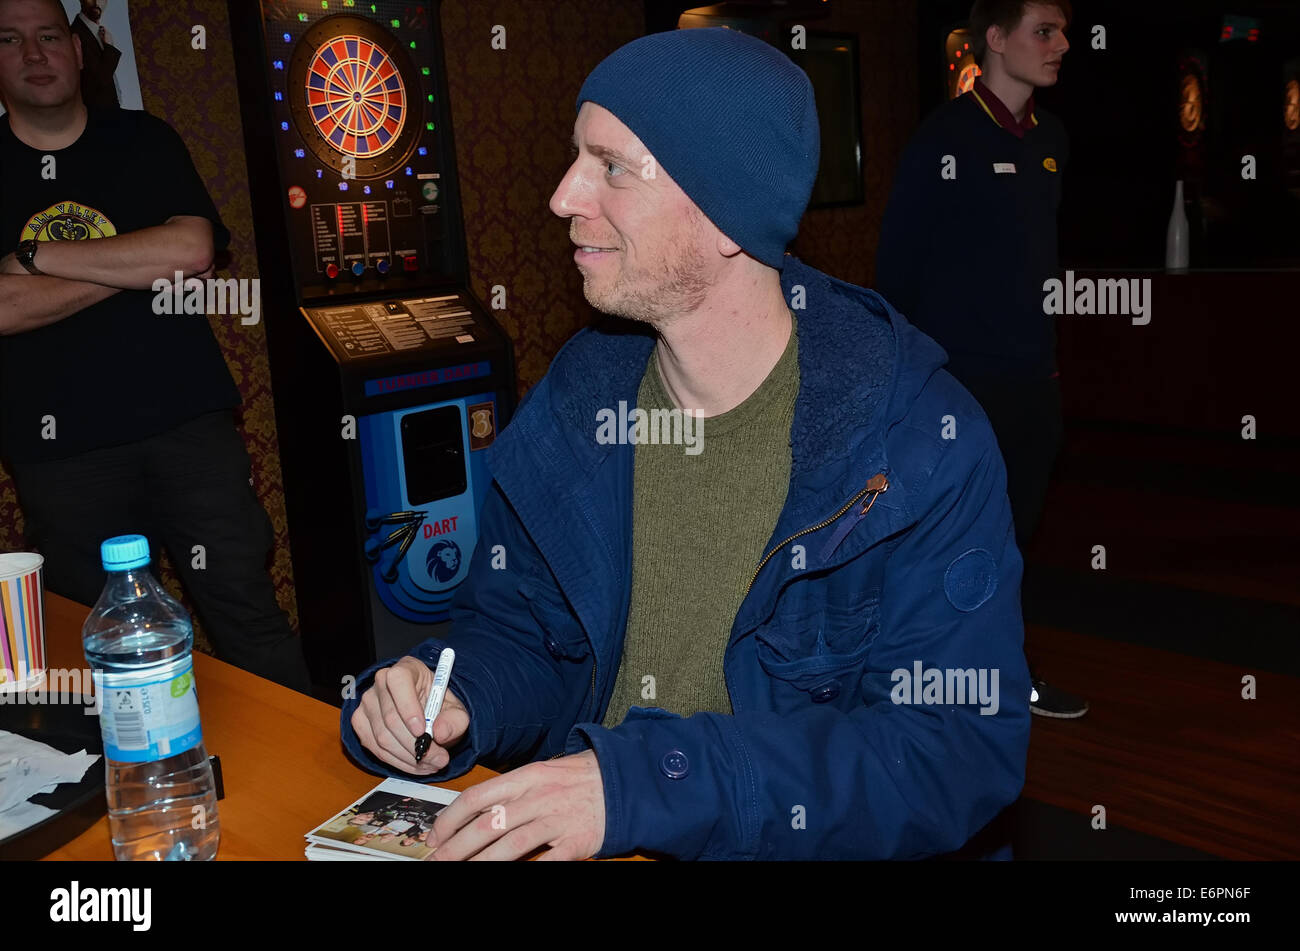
[16,240,41,275]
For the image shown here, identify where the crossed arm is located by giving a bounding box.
[0,215,215,336]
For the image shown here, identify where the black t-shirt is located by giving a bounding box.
[0,107,241,462]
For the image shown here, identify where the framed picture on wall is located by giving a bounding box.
[789,31,864,208]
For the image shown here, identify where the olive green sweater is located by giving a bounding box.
[602,316,799,727]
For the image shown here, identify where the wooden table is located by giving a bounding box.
[37,592,642,860]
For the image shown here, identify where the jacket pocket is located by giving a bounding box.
[517,575,590,662]
[754,597,880,703]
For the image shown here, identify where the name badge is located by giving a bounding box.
[993,162,1017,174]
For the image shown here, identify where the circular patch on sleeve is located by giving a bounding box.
[944,548,998,612]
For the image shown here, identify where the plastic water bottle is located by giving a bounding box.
[81,535,220,861]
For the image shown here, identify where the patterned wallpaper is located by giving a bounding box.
[440,0,645,389]
[0,0,916,653]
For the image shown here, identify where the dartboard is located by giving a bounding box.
[288,15,423,178]
[306,35,406,157]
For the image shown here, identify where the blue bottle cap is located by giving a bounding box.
[101,534,151,571]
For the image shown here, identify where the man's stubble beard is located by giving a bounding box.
[581,209,711,331]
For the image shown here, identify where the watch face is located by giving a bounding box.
[17,241,38,273]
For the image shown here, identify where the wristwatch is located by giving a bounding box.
[15,239,41,275]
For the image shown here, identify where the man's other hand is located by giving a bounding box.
[351,655,470,775]
[425,751,606,861]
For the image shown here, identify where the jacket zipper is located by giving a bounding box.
[743,472,889,598]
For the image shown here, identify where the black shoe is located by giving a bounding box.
[1029,676,1089,718]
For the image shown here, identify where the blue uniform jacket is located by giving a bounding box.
[339,255,1031,860]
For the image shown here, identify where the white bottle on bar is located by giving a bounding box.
[1165,179,1190,273]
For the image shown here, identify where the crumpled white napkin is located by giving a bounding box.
[0,730,101,836]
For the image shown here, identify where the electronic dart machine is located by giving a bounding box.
[944,29,980,101]
[228,1,515,689]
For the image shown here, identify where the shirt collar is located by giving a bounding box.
[970,78,1038,138]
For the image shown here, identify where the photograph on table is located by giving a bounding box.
[304,777,458,861]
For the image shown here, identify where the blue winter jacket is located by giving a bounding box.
[339,255,1031,860]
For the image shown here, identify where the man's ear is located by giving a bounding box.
[985,23,1008,58]
[72,33,83,71]
[715,232,744,260]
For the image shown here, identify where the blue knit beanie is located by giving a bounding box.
[576,28,820,270]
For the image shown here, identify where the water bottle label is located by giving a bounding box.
[91,656,204,763]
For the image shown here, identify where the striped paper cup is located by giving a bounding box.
[0,552,46,693]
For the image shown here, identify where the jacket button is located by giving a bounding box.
[811,681,841,703]
[659,750,689,779]
[544,636,562,659]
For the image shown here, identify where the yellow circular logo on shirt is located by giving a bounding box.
[1043,157,1058,172]
[20,201,117,242]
